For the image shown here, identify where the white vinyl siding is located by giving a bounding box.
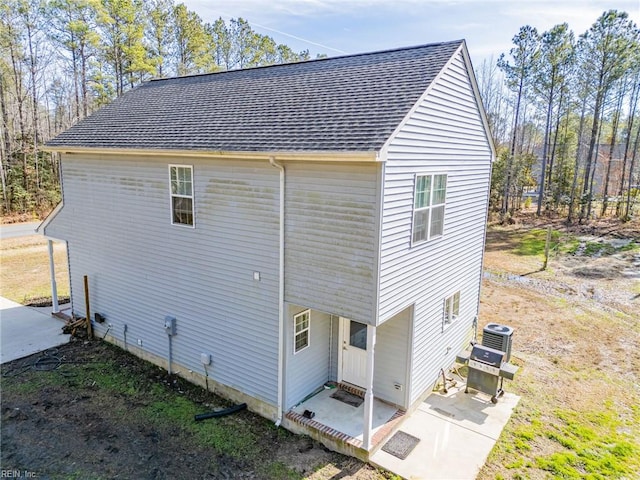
[284,162,379,325]
[49,153,280,405]
[285,306,332,409]
[379,50,493,405]
[169,165,194,226]
[373,306,411,408]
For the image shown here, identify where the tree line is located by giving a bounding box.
[2,4,639,225]
[477,9,640,223]
[0,0,314,217]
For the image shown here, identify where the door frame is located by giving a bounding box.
[337,316,368,388]
[337,317,345,383]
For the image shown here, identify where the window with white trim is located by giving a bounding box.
[412,173,447,244]
[169,165,194,226]
[444,291,460,326]
[294,310,310,353]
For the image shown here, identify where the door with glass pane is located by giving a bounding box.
[340,317,368,388]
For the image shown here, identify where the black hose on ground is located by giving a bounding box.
[194,403,247,421]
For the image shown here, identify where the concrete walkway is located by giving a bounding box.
[371,382,519,480]
[0,296,70,364]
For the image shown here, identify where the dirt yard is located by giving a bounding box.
[2,214,639,479]
[1,341,387,480]
[478,215,639,479]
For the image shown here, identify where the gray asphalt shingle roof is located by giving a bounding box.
[47,40,464,153]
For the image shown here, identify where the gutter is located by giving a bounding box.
[44,146,378,163]
[269,156,285,426]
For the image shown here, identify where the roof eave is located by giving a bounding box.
[44,145,381,162]
[36,201,64,240]
[458,41,497,162]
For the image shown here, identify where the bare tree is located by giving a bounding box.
[616,61,640,217]
[498,26,540,220]
[601,79,627,216]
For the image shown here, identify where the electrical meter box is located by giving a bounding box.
[164,316,177,336]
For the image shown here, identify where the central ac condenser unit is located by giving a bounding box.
[482,323,514,363]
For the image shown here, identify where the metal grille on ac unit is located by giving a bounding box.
[482,323,513,363]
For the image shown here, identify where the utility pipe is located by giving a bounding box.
[83,275,93,339]
[168,335,173,375]
[269,157,285,426]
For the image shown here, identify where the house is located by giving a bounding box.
[39,40,495,460]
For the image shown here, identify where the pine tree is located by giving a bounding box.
[577,10,639,222]
[497,25,540,220]
[46,0,100,119]
[96,0,154,96]
[534,23,574,215]
[146,0,173,78]
[173,2,214,75]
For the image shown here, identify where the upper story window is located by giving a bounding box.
[444,291,460,327]
[169,165,194,227]
[412,173,447,245]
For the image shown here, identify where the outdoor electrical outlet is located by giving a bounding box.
[137,339,143,346]
[108,323,113,328]
[201,353,211,365]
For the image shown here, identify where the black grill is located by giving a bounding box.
[456,324,518,404]
[470,344,504,368]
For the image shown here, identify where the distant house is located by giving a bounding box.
[39,40,495,459]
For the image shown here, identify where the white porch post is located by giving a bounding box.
[47,239,59,314]
[362,324,377,450]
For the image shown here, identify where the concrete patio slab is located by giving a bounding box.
[370,383,519,479]
[0,296,70,364]
[291,387,398,441]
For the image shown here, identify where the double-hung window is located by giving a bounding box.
[412,173,447,244]
[169,165,194,226]
[294,310,310,353]
[444,291,460,326]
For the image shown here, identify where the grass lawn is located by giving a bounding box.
[478,282,639,479]
[0,235,69,304]
[478,220,640,479]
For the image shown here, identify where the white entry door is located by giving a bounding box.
[340,317,368,388]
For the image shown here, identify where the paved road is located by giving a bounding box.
[0,222,40,239]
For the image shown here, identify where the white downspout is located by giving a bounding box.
[47,239,59,314]
[269,156,285,426]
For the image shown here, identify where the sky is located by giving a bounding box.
[181,0,640,67]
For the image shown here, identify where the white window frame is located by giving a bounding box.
[169,164,195,227]
[411,173,447,246]
[443,291,461,328]
[293,309,310,354]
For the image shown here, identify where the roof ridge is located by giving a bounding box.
[148,39,465,83]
